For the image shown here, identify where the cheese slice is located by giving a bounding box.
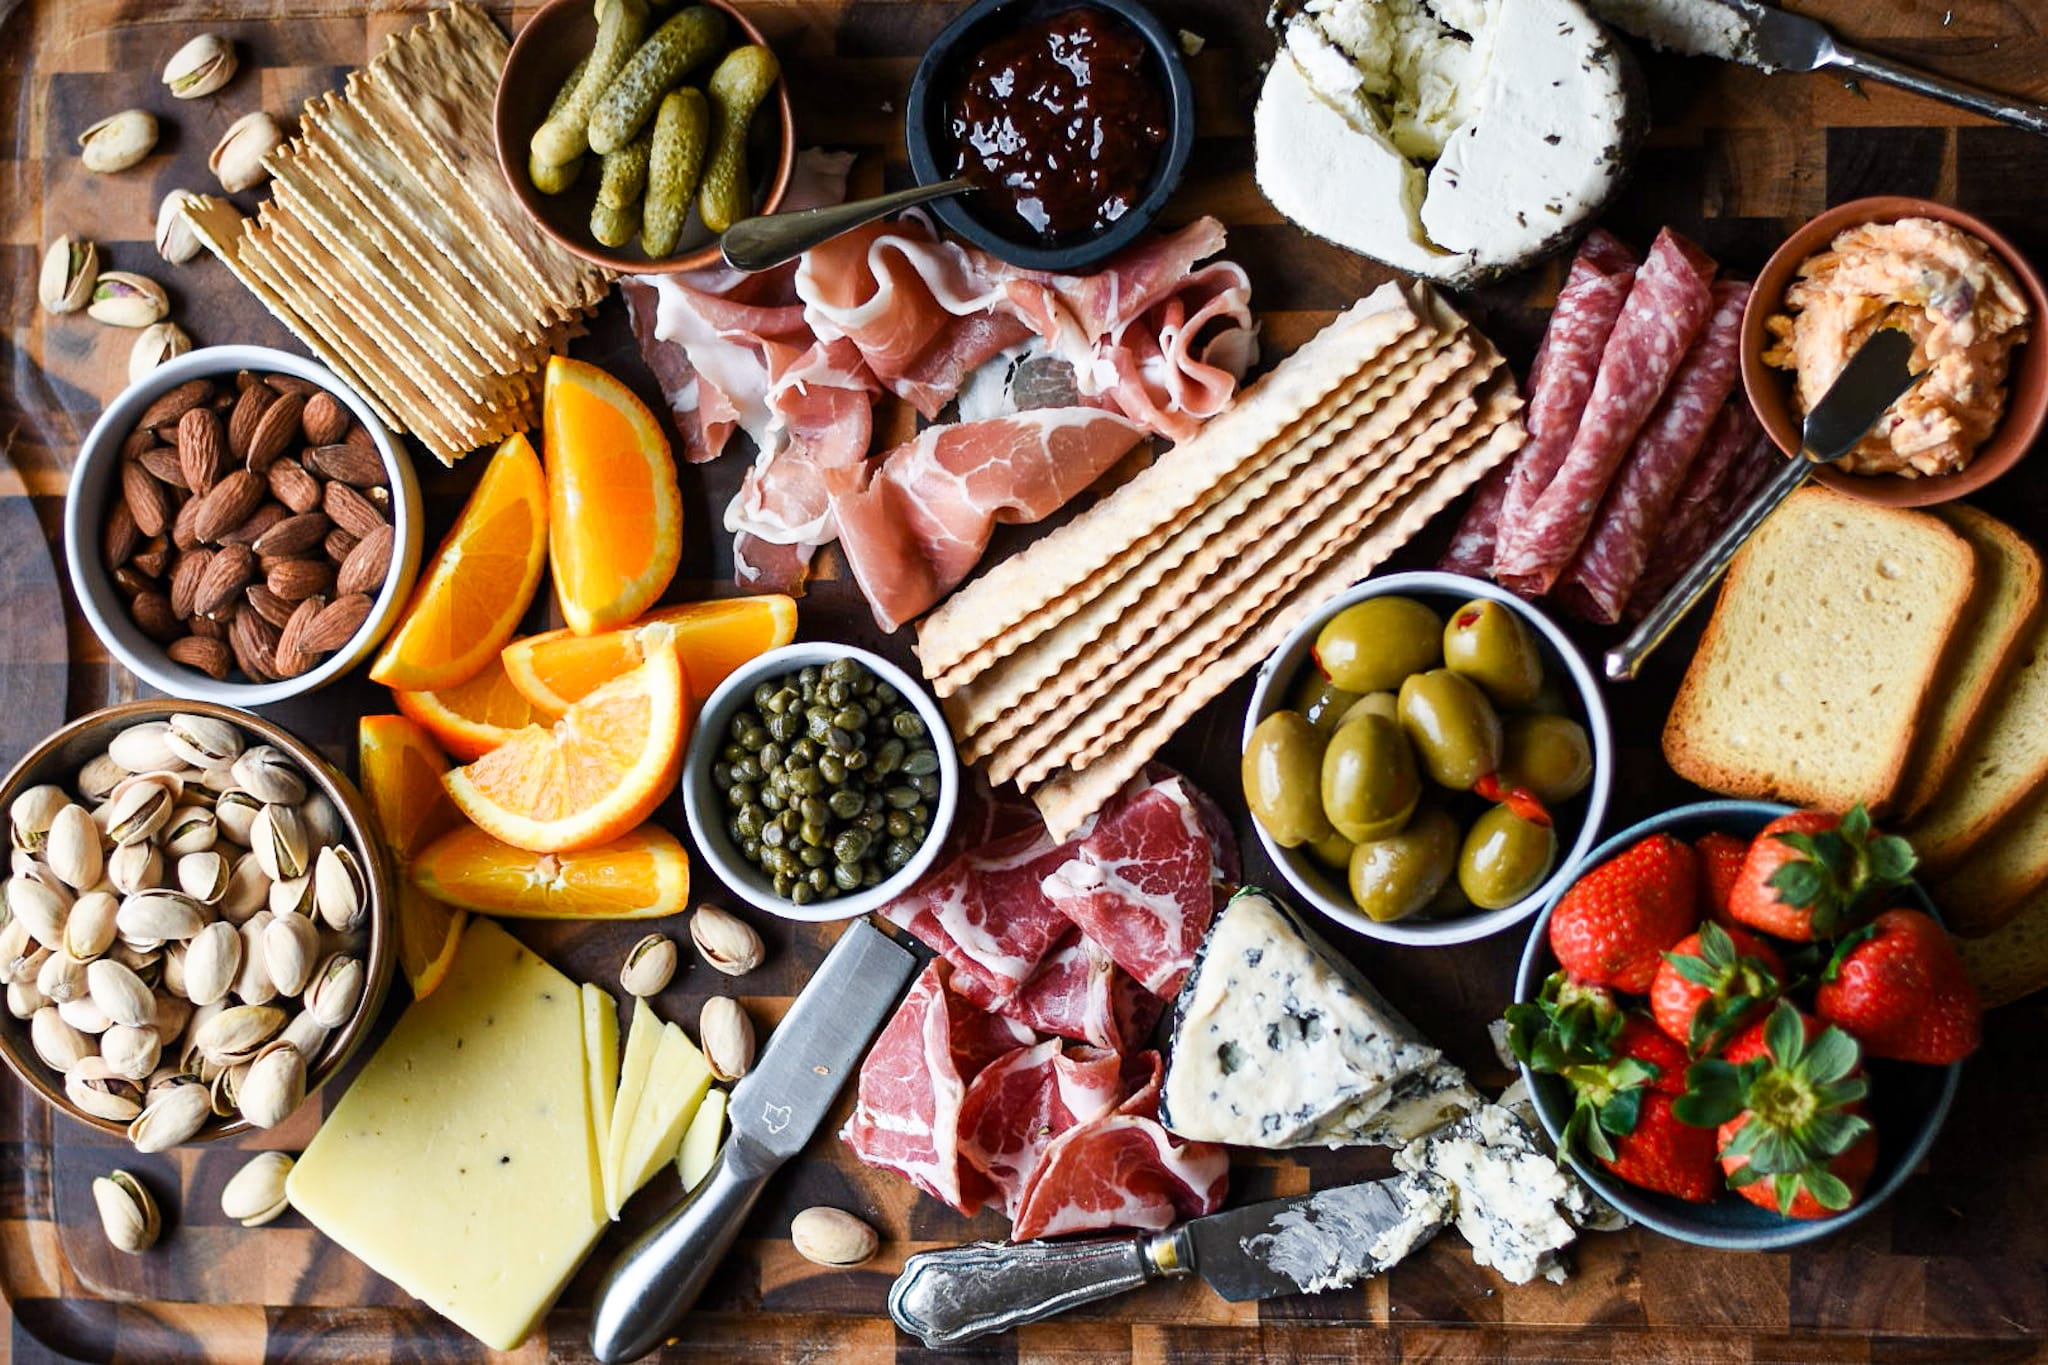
[620,1023,714,1200]
[676,1087,727,1193]
[285,919,604,1351]
[582,984,620,1215]
[604,997,661,1217]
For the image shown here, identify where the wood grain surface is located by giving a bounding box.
[2,0,2047,1361]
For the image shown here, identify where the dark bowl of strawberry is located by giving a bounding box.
[1511,799,1967,1250]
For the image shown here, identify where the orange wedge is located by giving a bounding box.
[501,595,798,719]
[393,653,544,761]
[411,821,690,919]
[356,716,469,998]
[543,356,682,636]
[442,648,688,852]
[369,433,548,692]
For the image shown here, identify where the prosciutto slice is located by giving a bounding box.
[879,822,1081,1003]
[957,1043,1135,1216]
[993,931,1165,1054]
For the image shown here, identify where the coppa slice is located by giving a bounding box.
[411,821,691,919]
[501,596,798,719]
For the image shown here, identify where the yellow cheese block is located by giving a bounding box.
[621,1023,714,1200]
[582,984,619,1212]
[676,1087,727,1193]
[604,997,660,1217]
[286,919,605,1351]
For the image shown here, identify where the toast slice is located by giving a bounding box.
[1662,485,1974,816]
[1929,777,2048,936]
[1897,506,2044,819]
[1951,887,2048,1008]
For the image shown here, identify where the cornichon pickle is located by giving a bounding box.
[527,54,591,195]
[597,128,654,211]
[532,0,651,167]
[642,87,710,257]
[586,5,730,155]
[699,44,780,234]
[590,196,641,248]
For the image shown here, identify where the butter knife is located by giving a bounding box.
[1606,325,1922,680]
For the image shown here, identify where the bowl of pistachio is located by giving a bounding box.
[0,700,394,1147]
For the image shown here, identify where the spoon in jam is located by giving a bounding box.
[719,177,975,273]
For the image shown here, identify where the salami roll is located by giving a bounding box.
[1495,228,1719,596]
[1492,230,1640,572]
[1555,279,1752,624]
[1439,463,1512,576]
[1622,400,1771,621]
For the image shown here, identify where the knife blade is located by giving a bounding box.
[888,1173,1449,1348]
[590,920,919,1363]
[1588,0,2048,136]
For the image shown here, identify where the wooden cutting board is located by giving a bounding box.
[1,0,2044,1360]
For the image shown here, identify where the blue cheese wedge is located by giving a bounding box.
[1393,1102,1582,1284]
[1160,889,1478,1148]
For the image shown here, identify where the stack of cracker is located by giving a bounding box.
[916,282,1529,839]
[180,2,610,465]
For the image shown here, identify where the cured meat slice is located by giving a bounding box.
[993,931,1166,1054]
[1492,230,1639,565]
[1439,461,1512,576]
[1495,228,1717,595]
[827,408,1149,633]
[878,823,1083,1001]
[1622,401,1771,620]
[1555,279,1751,624]
[956,1043,1139,1216]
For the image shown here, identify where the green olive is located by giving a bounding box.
[1335,691,1399,730]
[1242,711,1332,848]
[1423,873,1474,920]
[1347,807,1458,923]
[1313,596,1444,694]
[1442,599,1544,708]
[1457,803,1558,910]
[1499,714,1593,804]
[1320,713,1420,844]
[1396,668,1503,791]
[1306,829,1356,871]
[1290,672,1361,737]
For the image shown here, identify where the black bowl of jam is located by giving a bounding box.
[906,0,1195,271]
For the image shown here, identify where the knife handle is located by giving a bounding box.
[1827,41,2048,137]
[889,1233,1184,1348]
[589,1143,770,1363]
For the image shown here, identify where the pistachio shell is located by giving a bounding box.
[129,321,192,384]
[59,994,113,1035]
[37,237,96,315]
[36,950,88,1005]
[690,903,765,977]
[790,1206,878,1267]
[700,995,755,1084]
[232,914,276,1005]
[109,723,180,774]
[165,715,243,769]
[304,953,363,1029]
[210,1059,248,1116]
[220,852,270,923]
[7,979,48,1020]
[128,1072,209,1151]
[214,790,262,846]
[107,842,164,896]
[163,805,219,858]
[268,872,314,919]
[9,784,70,850]
[64,891,120,961]
[87,271,170,328]
[221,1150,293,1226]
[312,845,365,932]
[299,794,344,850]
[31,1005,94,1072]
[155,191,205,265]
[92,1170,159,1251]
[192,1001,284,1065]
[78,754,126,802]
[237,1040,305,1128]
[45,805,104,892]
[151,992,191,1046]
[87,958,157,1028]
[8,876,72,951]
[163,34,237,100]
[249,804,308,882]
[262,912,318,997]
[116,891,206,942]
[231,747,306,806]
[176,850,229,905]
[101,1022,163,1083]
[280,1007,329,1061]
[620,933,677,997]
[208,110,282,194]
[183,920,241,1007]
[0,920,37,985]
[106,781,173,846]
[69,1059,144,1121]
[79,110,158,174]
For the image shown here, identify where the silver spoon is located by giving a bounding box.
[719,177,977,273]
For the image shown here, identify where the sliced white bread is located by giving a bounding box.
[1897,506,2044,819]
[1930,776,2048,935]
[1662,485,1974,816]
[1951,886,2048,1008]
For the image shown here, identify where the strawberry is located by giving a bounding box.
[1605,1091,1724,1203]
[1694,831,1749,928]
[1677,1001,1874,1220]
[1727,806,1916,942]
[1547,1015,1716,1201]
[1504,970,1622,1073]
[1650,922,1785,1054]
[1549,833,1699,992]
[1815,908,1982,1064]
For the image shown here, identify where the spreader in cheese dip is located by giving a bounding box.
[1762,216,2030,478]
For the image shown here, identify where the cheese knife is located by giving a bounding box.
[888,1173,1448,1348]
[1606,325,1923,680]
[1594,0,2048,136]
[588,919,919,1363]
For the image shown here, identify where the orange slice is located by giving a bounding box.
[442,649,688,852]
[393,653,544,761]
[369,433,548,692]
[356,716,469,998]
[411,821,690,919]
[501,595,798,719]
[543,356,683,636]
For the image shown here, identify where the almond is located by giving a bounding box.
[246,393,305,474]
[177,407,225,495]
[137,445,189,491]
[169,548,213,621]
[131,536,170,579]
[219,502,286,547]
[273,595,325,678]
[189,611,229,640]
[267,458,321,515]
[138,378,213,434]
[323,527,359,563]
[131,592,179,642]
[304,443,386,489]
[252,512,331,558]
[322,482,386,539]
[244,584,297,629]
[193,542,256,618]
[265,558,333,603]
[335,524,394,597]
[191,470,265,545]
[171,496,204,551]
[227,384,273,462]
[343,422,376,455]
[121,460,172,538]
[236,369,263,392]
[167,635,231,680]
[265,374,320,399]
[301,593,373,653]
[300,392,349,447]
[112,564,154,598]
[229,605,280,681]
[119,429,159,463]
[104,500,140,569]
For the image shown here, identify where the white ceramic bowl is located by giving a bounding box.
[682,643,960,922]
[1242,570,1614,946]
[63,345,424,705]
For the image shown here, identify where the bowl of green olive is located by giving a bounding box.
[683,643,960,921]
[1241,571,1613,946]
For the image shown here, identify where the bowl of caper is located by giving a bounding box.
[683,644,959,921]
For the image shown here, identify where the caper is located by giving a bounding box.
[826,658,857,683]
[754,682,777,710]
[741,836,762,861]
[829,789,864,820]
[732,756,763,784]
[884,839,916,871]
[722,742,745,765]
[844,749,867,771]
[904,749,939,777]
[713,762,733,788]
[800,796,828,825]
[835,828,872,864]
[818,753,846,784]
[861,864,882,887]
[762,788,786,813]
[800,821,828,847]
[791,881,814,905]
[909,802,930,826]
[768,713,799,742]
[800,666,822,689]
[795,768,825,797]
[833,863,862,891]
[800,844,828,868]
[726,781,756,809]
[792,738,817,762]
[774,872,795,897]
[893,712,926,739]
[760,741,784,770]
[911,773,939,800]
[735,806,763,839]
[874,738,905,775]
[761,822,786,848]
[826,681,851,707]
[876,681,900,705]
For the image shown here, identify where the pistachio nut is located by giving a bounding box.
[36,950,88,1005]
[8,847,36,878]
[163,34,237,100]
[262,911,318,996]
[87,271,170,329]
[268,872,314,919]
[231,747,306,806]
[790,1206,879,1267]
[199,765,240,796]
[280,1007,329,1061]
[44,804,104,893]
[111,767,187,805]
[700,995,755,1084]
[0,918,36,982]
[151,992,191,1047]
[109,722,179,774]
[129,321,192,384]
[69,1059,144,1121]
[108,842,164,896]
[165,715,243,770]
[101,1022,163,1083]
[116,891,206,942]
[37,236,97,315]
[162,806,218,859]
[690,903,765,977]
[31,1005,94,1072]
[78,754,127,803]
[218,853,270,924]
[250,804,308,882]
[299,794,344,851]
[79,110,158,174]
[238,1039,305,1128]
[128,1071,209,1152]
[304,953,363,1030]
[8,876,71,951]
[192,1001,284,1065]
[176,850,229,906]
[619,933,677,998]
[92,1170,160,1252]
[209,1059,247,1116]
[7,979,48,1020]
[58,994,113,1035]
[144,1066,193,1103]
[106,780,174,847]
[209,111,282,194]
[64,891,120,961]
[233,914,277,1005]
[10,784,70,850]
[183,920,241,1007]
[155,190,205,265]
[87,958,157,1028]
[311,845,365,932]
[214,790,262,847]
[221,1150,293,1227]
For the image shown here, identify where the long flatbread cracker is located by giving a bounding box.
[917,283,1428,682]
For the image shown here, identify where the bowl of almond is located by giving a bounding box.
[62,346,424,704]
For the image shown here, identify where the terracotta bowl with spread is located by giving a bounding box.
[1741,195,2048,509]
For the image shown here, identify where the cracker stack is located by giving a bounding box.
[181,3,611,465]
[915,282,1528,839]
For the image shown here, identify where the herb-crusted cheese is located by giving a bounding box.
[1394,1103,1581,1284]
